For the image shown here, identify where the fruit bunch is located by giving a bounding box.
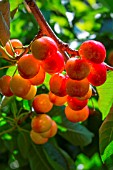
[30,114,57,144]
[0,37,107,144]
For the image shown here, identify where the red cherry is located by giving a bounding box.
[87,63,107,86]
[65,57,90,80]
[79,40,106,64]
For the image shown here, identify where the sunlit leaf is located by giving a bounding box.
[9,0,23,11]
[97,71,113,120]
[99,105,113,163]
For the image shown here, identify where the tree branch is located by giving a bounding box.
[24,0,113,71]
[24,0,79,61]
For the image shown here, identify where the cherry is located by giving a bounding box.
[87,63,107,86]
[65,105,89,123]
[79,40,106,64]
[49,91,67,106]
[67,95,88,111]
[10,74,31,97]
[65,57,90,80]
[41,51,64,74]
[23,85,37,100]
[0,75,13,97]
[17,54,40,79]
[76,85,92,100]
[5,39,23,56]
[66,77,89,97]
[31,114,52,133]
[31,36,58,60]
[49,73,68,97]
[29,66,45,85]
[32,94,53,113]
[30,130,48,144]
[40,120,58,138]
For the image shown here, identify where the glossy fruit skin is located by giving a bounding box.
[31,36,58,60]
[32,94,53,113]
[40,120,58,138]
[23,85,37,100]
[18,54,40,79]
[49,91,67,106]
[29,66,45,85]
[10,74,31,97]
[0,75,13,97]
[67,95,88,111]
[65,57,90,80]
[41,51,64,74]
[31,114,52,133]
[49,73,68,97]
[30,130,48,144]
[76,85,92,100]
[5,39,23,56]
[79,40,106,64]
[66,77,89,97]
[87,63,107,86]
[65,105,89,123]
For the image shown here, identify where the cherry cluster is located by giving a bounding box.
[0,37,107,144]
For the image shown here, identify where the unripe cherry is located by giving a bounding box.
[49,91,67,106]
[0,75,13,97]
[32,94,53,113]
[17,54,40,79]
[29,66,45,86]
[40,120,58,138]
[30,130,48,144]
[5,39,23,56]
[23,85,37,100]
[31,114,52,133]
[10,74,31,97]
[65,105,89,123]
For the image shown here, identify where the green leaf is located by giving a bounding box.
[59,115,94,146]
[49,106,94,146]
[44,142,75,170]
[43,73,51,90]
[98,0,113,12]
[99,105,113,163]
[58,147,76,170]
[97,71,113,120]
[9,0,23,11]
[28,142,53,170]
[17,132,31,159]
[6,65,17,76]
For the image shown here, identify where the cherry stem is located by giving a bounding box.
[24,0,79,61]
[104,62,113,71]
